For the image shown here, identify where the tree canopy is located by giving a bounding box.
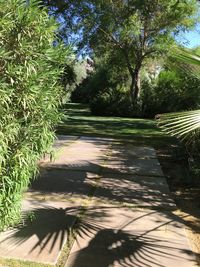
[44,0,199,102]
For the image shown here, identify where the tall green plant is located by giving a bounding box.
[0,0,71,230]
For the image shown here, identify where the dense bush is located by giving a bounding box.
[89,67,200,118]
[71,66,111,103]
[142,70,200,117]
[90,86,141,117]
[71,53,130,104]
[63,60,89,103]
[0,0,71,229]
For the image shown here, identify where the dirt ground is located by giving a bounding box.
[157,146,200,265]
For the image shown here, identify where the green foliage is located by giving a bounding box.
[67,59,90,102]
[0,0,71,230]
[43,0,199,102]
[72,53,130,103]
[72,66,111,103]
[90,86,142,118]
[158,48,200,179]
[88,66,200,118]
[142,69,200,117]
[158,48,200,142]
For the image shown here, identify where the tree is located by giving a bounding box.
[43,0,198,104]
[0,0,72,229]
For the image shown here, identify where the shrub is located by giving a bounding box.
[90,68,200,118]
[0,0,71,230]
[63,60,89,103]
[90,86,141,117]
[71,55,130,104]
[142,70,200,118]
[71,66,110,103]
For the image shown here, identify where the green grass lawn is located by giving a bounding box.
[57,103,175,148]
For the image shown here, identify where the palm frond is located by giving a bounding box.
[173,49,200,66]
[158,109,200,142]
[158,48,200,143]
[170,47,200,79]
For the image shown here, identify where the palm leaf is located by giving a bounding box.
[158,48,200,143]
[171,48,200,79]
[173,48,200,66]
[158,110,200,142]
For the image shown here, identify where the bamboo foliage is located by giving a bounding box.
[0,0,71,230]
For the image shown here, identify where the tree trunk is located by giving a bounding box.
[130,66,141,104]
[122,48,142,104]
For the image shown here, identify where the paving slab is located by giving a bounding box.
[40,136,79,164]
[103,157,164,177]
[0,200,80,265]
[92,173,175,208]
[110,143,157,159]
[64,139,197,267]
[66,206,197,267]
[102,144,164,177]
[53,135,79,150]
[79,136,114,142]
[0,136,109,264]
[0,140,103,265]
[41,138,110,173]
[27,169,98,203]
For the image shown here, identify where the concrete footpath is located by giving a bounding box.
[0,136,198,266]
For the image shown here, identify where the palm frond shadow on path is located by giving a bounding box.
[1,205,198,267]
[67,207,199,267]
[0,206,78,254]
